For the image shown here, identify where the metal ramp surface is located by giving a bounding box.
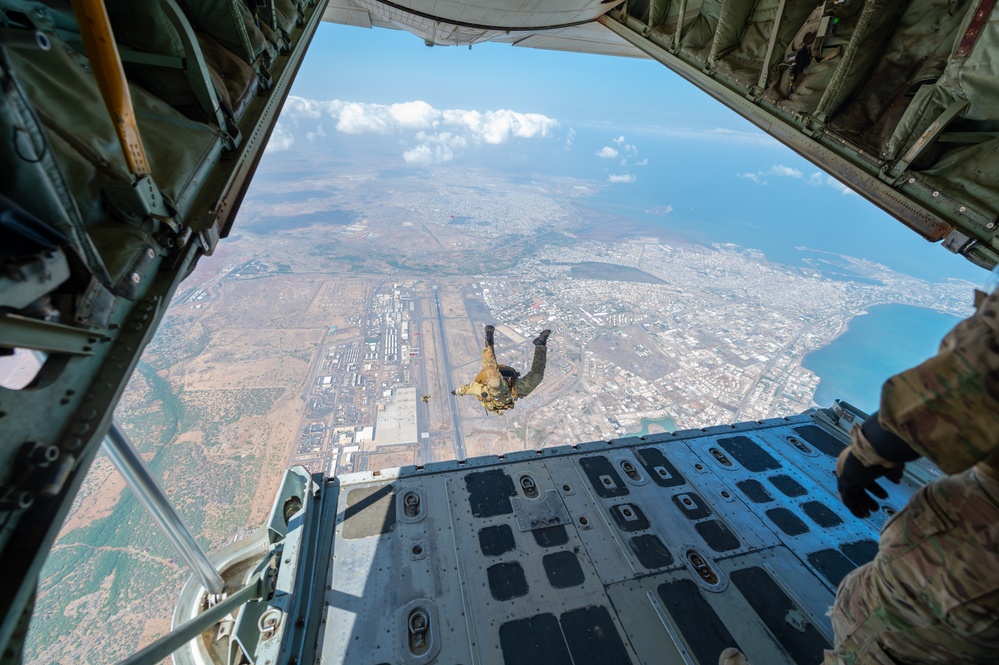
[313,409,921,665]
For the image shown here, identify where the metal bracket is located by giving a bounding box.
[0,313,108,355]
[671,0,688,51]
[119,574,266,665]
[103,173,179,233]
[941,229,977,255]
[758,0,790,89]
[885,100,969,182]
[0,249,70,310]
[117,45,184,70]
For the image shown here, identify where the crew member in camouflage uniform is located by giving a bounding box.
[721,286,999,665]
[825,284,999,664]
[452,325,551,415]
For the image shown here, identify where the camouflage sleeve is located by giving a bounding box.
[878,289,999,474]
[454,382,479,396]
[848,424,903,469]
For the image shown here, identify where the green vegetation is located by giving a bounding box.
[132,362,185,449]
[340,255,370,270]
[143,318,212,372]
[29,373,283,662]
[531,231,574,248]
[568,262,666,284]
[311,241,340,257]
[180,387,284,446]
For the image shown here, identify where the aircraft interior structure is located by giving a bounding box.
[0,0,996,663]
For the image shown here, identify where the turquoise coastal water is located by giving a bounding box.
[802,304,964,414]
[627,416,678,437]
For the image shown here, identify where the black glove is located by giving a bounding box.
[836,448,904,518]
[450,390,456,396]
[861,412,919,463]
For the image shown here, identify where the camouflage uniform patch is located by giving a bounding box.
[824,467,999,664]
[879,287,999,475]
[455,343,547,414]
[826,288,999,663]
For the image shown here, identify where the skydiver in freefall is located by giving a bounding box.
[453,325,551,415]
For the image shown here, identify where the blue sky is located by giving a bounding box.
[276,22,986,285]
[292,23,732,128]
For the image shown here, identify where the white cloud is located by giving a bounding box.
[808,171,855,195]
[401,131,469,164]
[276,95,559,165]
[305,124,327,143]
[739,165,855,195]
[770,164,802,178]
[645,125,779,147]
[403,144,457,165]
[444,108,556,144]
[282,96,333,118]
[564,127,576,149]
[636,158,648,166]
[605,135,639,163]
[608,173,636,183]
[265,122,295,153]
[738,164,805,184]
[737,172,766,184]
[337,102,392,134]
[389,100,437,128]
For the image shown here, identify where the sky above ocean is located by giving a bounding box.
[281,23,984,285]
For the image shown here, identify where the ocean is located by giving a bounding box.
[528,127,985,285]
[802,304,963,414]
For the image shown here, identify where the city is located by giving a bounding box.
[177,161,972,482]
[242,237,968,478]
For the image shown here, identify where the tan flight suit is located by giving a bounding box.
[455,344,547,415]
[824,288,999,664]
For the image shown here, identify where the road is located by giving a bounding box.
[411,298,431,465]
[733,324,811,420]
[434,289,466,460]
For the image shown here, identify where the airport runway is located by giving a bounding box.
[435,289,466,460]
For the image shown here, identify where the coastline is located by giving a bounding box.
[803,304,962,412]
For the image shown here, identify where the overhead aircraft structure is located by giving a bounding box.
[0,0,995,663]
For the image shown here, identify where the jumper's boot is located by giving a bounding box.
[533,329,551,346]
[718,648,749,665]
[484,325,495,348]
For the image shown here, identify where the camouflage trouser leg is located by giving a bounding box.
[823,466,999,664]
[513,344,546,398]
[481,346,503,391]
